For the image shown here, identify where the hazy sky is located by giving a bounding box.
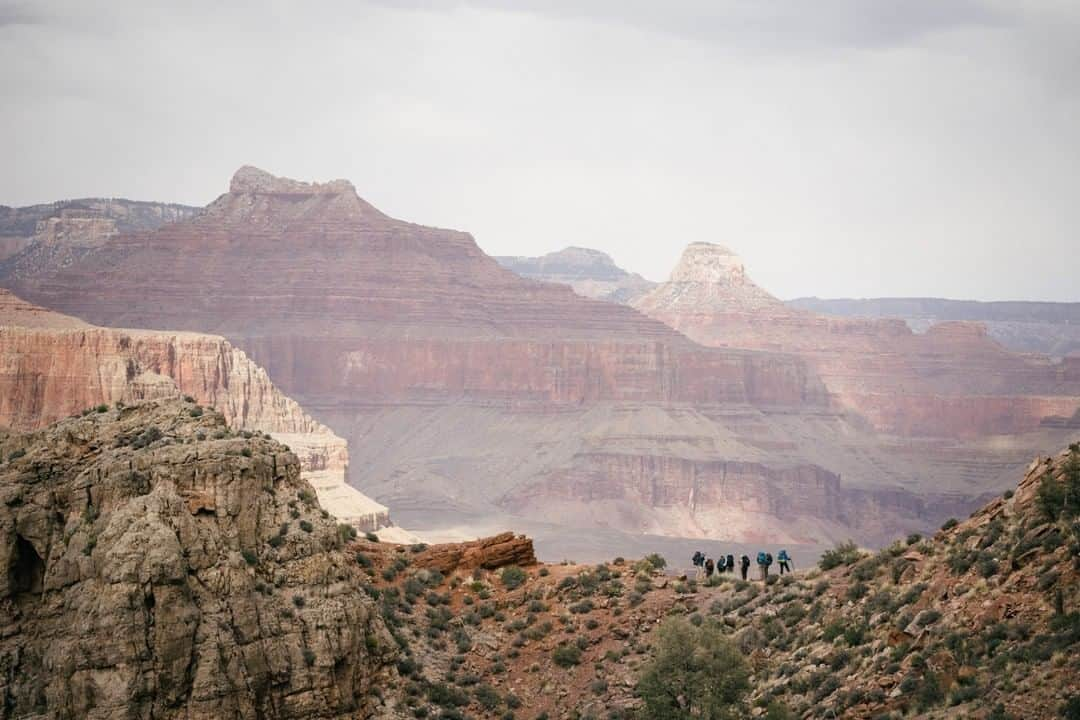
[2,1,1078,301]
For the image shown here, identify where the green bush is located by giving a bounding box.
[552,644,582,668]
[292,595,306,608]
[7,448,26,462]
[941,518,959,531]
[365,532,380,542]
[303,648,316,667]
[819,540,861,570]
[644,553,666,570]
[299,520,313,533]
[906,533,922,546]
[241,549,258,566]
[500,565,527,590]
[636,617,750,720]
[189,406,203,417]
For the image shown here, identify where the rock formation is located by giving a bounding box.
[0,290,389,532]
[790,295,1080,358]
[494,246,656,304]
[2,168,1072,552]
[0,197,200,263]
[0,399,398,719]
[633,242,1080,439]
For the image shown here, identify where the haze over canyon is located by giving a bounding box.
[2,166,1077,561]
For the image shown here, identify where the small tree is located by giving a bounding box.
[1038,474,1066,522]
[636,617,750,720]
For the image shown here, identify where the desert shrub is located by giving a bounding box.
[940,518,959,531]
[916,609,942,626]
[501,565,527,590]
[843,623,868,647]
[846,581,869,601]
[426,682,469,708]
[644,553,666,570]
[949,684,980,706]
[637,617,750,720]
[189,406,203,417]
[552,644,582,668]
[473,683,502,711]
[7,448,26,462]
[299,520,313,533]
[819,541,861,570]
[916,673,944,711]
[822,621,846,642]
[241,549,258,566]
[1060,696,1080,720]
[292,595,305,608]
[906,533,922,546]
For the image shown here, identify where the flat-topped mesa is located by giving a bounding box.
[229,164,357,196]
[668,242,753,285]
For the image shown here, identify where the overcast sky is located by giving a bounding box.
[2,1,1078,301]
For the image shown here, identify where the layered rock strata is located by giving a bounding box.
[0,400,397,719]
[0,290,389,532]
[633,243,1080,439]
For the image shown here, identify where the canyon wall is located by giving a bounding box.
[0,290,389,532]
[789,295,1080,358]
[633,243,1080,439]
[1,168,1070,551]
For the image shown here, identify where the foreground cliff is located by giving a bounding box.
[0,400,397,718]
[0,290,390,532]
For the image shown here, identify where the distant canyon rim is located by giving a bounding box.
[2,167,1078,561]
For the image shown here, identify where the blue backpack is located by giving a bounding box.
[756,551,767,565]
[778,550,789,563]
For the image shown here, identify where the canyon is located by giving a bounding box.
[1,168,1075,555]
[790,295,1080,359]
[632,243,1080,439]
[0,289,389,532]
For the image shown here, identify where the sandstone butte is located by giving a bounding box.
[632,242,1080,439]
[2,166,1075,552]
[0,288,390,532]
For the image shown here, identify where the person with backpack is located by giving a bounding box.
[704,557,715,578]
[778,549,792,575]
[716,555,726,574]
[756,551,768,580]
[740,554,750,580]
[764,552,774,579]
[726,554,735,574]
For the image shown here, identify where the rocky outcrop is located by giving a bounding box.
[0,290,389,532]
[410,532,537,574]
[0,399,398,719]
[634,243,1080,439]
[494,246,656,304]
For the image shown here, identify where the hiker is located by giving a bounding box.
[726,554,735,574]
[764,552,774,579]
[704,557,715,577]
[692,550,704,568]
[756,551,767,580]
[716,555,726,574]
[740,554,750,580]
[778,549,792,575]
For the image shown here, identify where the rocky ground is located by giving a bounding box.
[360,446,1080,720]
[2,400,1077,719]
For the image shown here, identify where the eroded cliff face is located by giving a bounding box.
[0,291,389,532]
[0,400,397,719]
[0,168,1058,551]
[633,243,1080,439]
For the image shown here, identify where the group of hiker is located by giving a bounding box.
[691,549,793,581]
